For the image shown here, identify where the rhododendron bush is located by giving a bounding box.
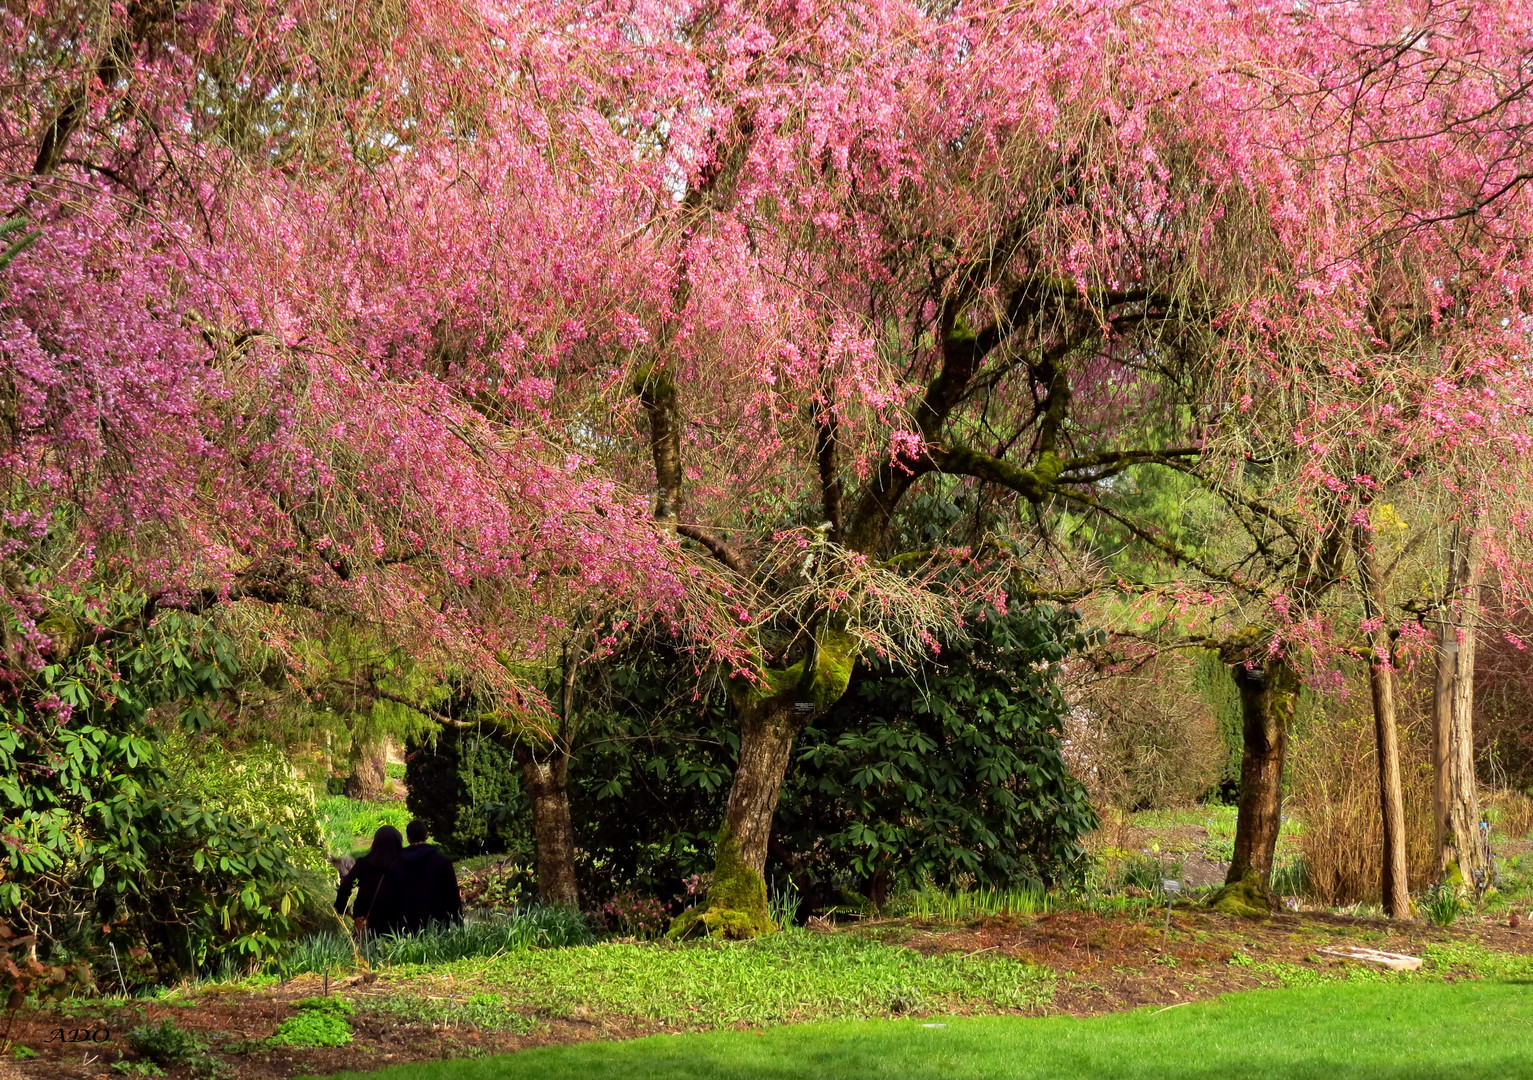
[4,0,1533,932]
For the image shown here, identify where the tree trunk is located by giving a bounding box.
[1433,524,1489,893]
[517,749,579,908]
[1356,526,1410,918]
[722,703,802,876]
[345,737,388,801]
[1227,656,1298,890]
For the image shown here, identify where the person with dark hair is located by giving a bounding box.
[335,825,406,936]
[396,819,463,932]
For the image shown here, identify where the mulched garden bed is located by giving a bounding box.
[908,907,1533,1014]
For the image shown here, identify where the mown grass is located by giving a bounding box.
[382,929,1054,1027]
[311,980,1533,1080]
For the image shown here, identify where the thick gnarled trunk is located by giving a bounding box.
[517,749,579,908]
[1227,657,1298,891]
[722,704,803,876]
[345,737,388,801]
[1434,524,1489,893]
[1356,527,1409,918]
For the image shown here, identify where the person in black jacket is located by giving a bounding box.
[396,819,463,933]
[335,825,406,937]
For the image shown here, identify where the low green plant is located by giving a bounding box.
[1422,883,1465,928]
[270,1011,352,1048]
[269,997,354,1048]
[899,884,1054,922]
[128,1018,203,1067]
[1112,854,1183,893]
[112,1062,165,1077]
[13,1045,38,1060]
[767,879,802,928]
[454,928,1053,1025]
[1270,858,1310,898]
[293,995,354,1016]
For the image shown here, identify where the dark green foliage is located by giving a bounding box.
[0,592,316,986]
[567,643,734,902]
[405,726,526,859]
[777,606,1097,901]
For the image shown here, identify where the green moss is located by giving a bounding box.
[727,628,856,715]
[807,629,855,710]
[668,826,775,940]
[631,363,674,401]
[1207,872,1271,918]
[946,313,978,345]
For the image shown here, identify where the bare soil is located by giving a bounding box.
[3,973,657,1080]
[908,907,1533,1014]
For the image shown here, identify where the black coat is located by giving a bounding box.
[394,843,463,933]
[335,851,405,935]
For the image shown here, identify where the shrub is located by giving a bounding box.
[160,733,329,870]
[459,860,531,910]
[1483,787,1533,841]
[0,595,317,988]
[600,891,670,938]
[779,606,1098,902]
[1064,650,1232,812]
[405,726,526,859]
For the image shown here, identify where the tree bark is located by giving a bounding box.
[722,702,803,876]
[1433,524,1490,893]
[517,747,580,908]
[345,737,388,801]
[1356,526,1410,918]
[1226,656,1298,889]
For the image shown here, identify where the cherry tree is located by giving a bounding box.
[7,0,1533,927]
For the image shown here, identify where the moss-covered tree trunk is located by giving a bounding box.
[1226,657,1298,896]
[516,747,579,908]
[671,631,854,939]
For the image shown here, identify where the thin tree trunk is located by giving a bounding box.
[1356,525,1410,918]
[1433,523,1489,892]
[517,749,579,908]
[722,703,803,876]
[1227,656,1298,891]
[345,737,388,800]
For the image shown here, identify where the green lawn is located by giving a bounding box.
[314,981,1533,1080]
